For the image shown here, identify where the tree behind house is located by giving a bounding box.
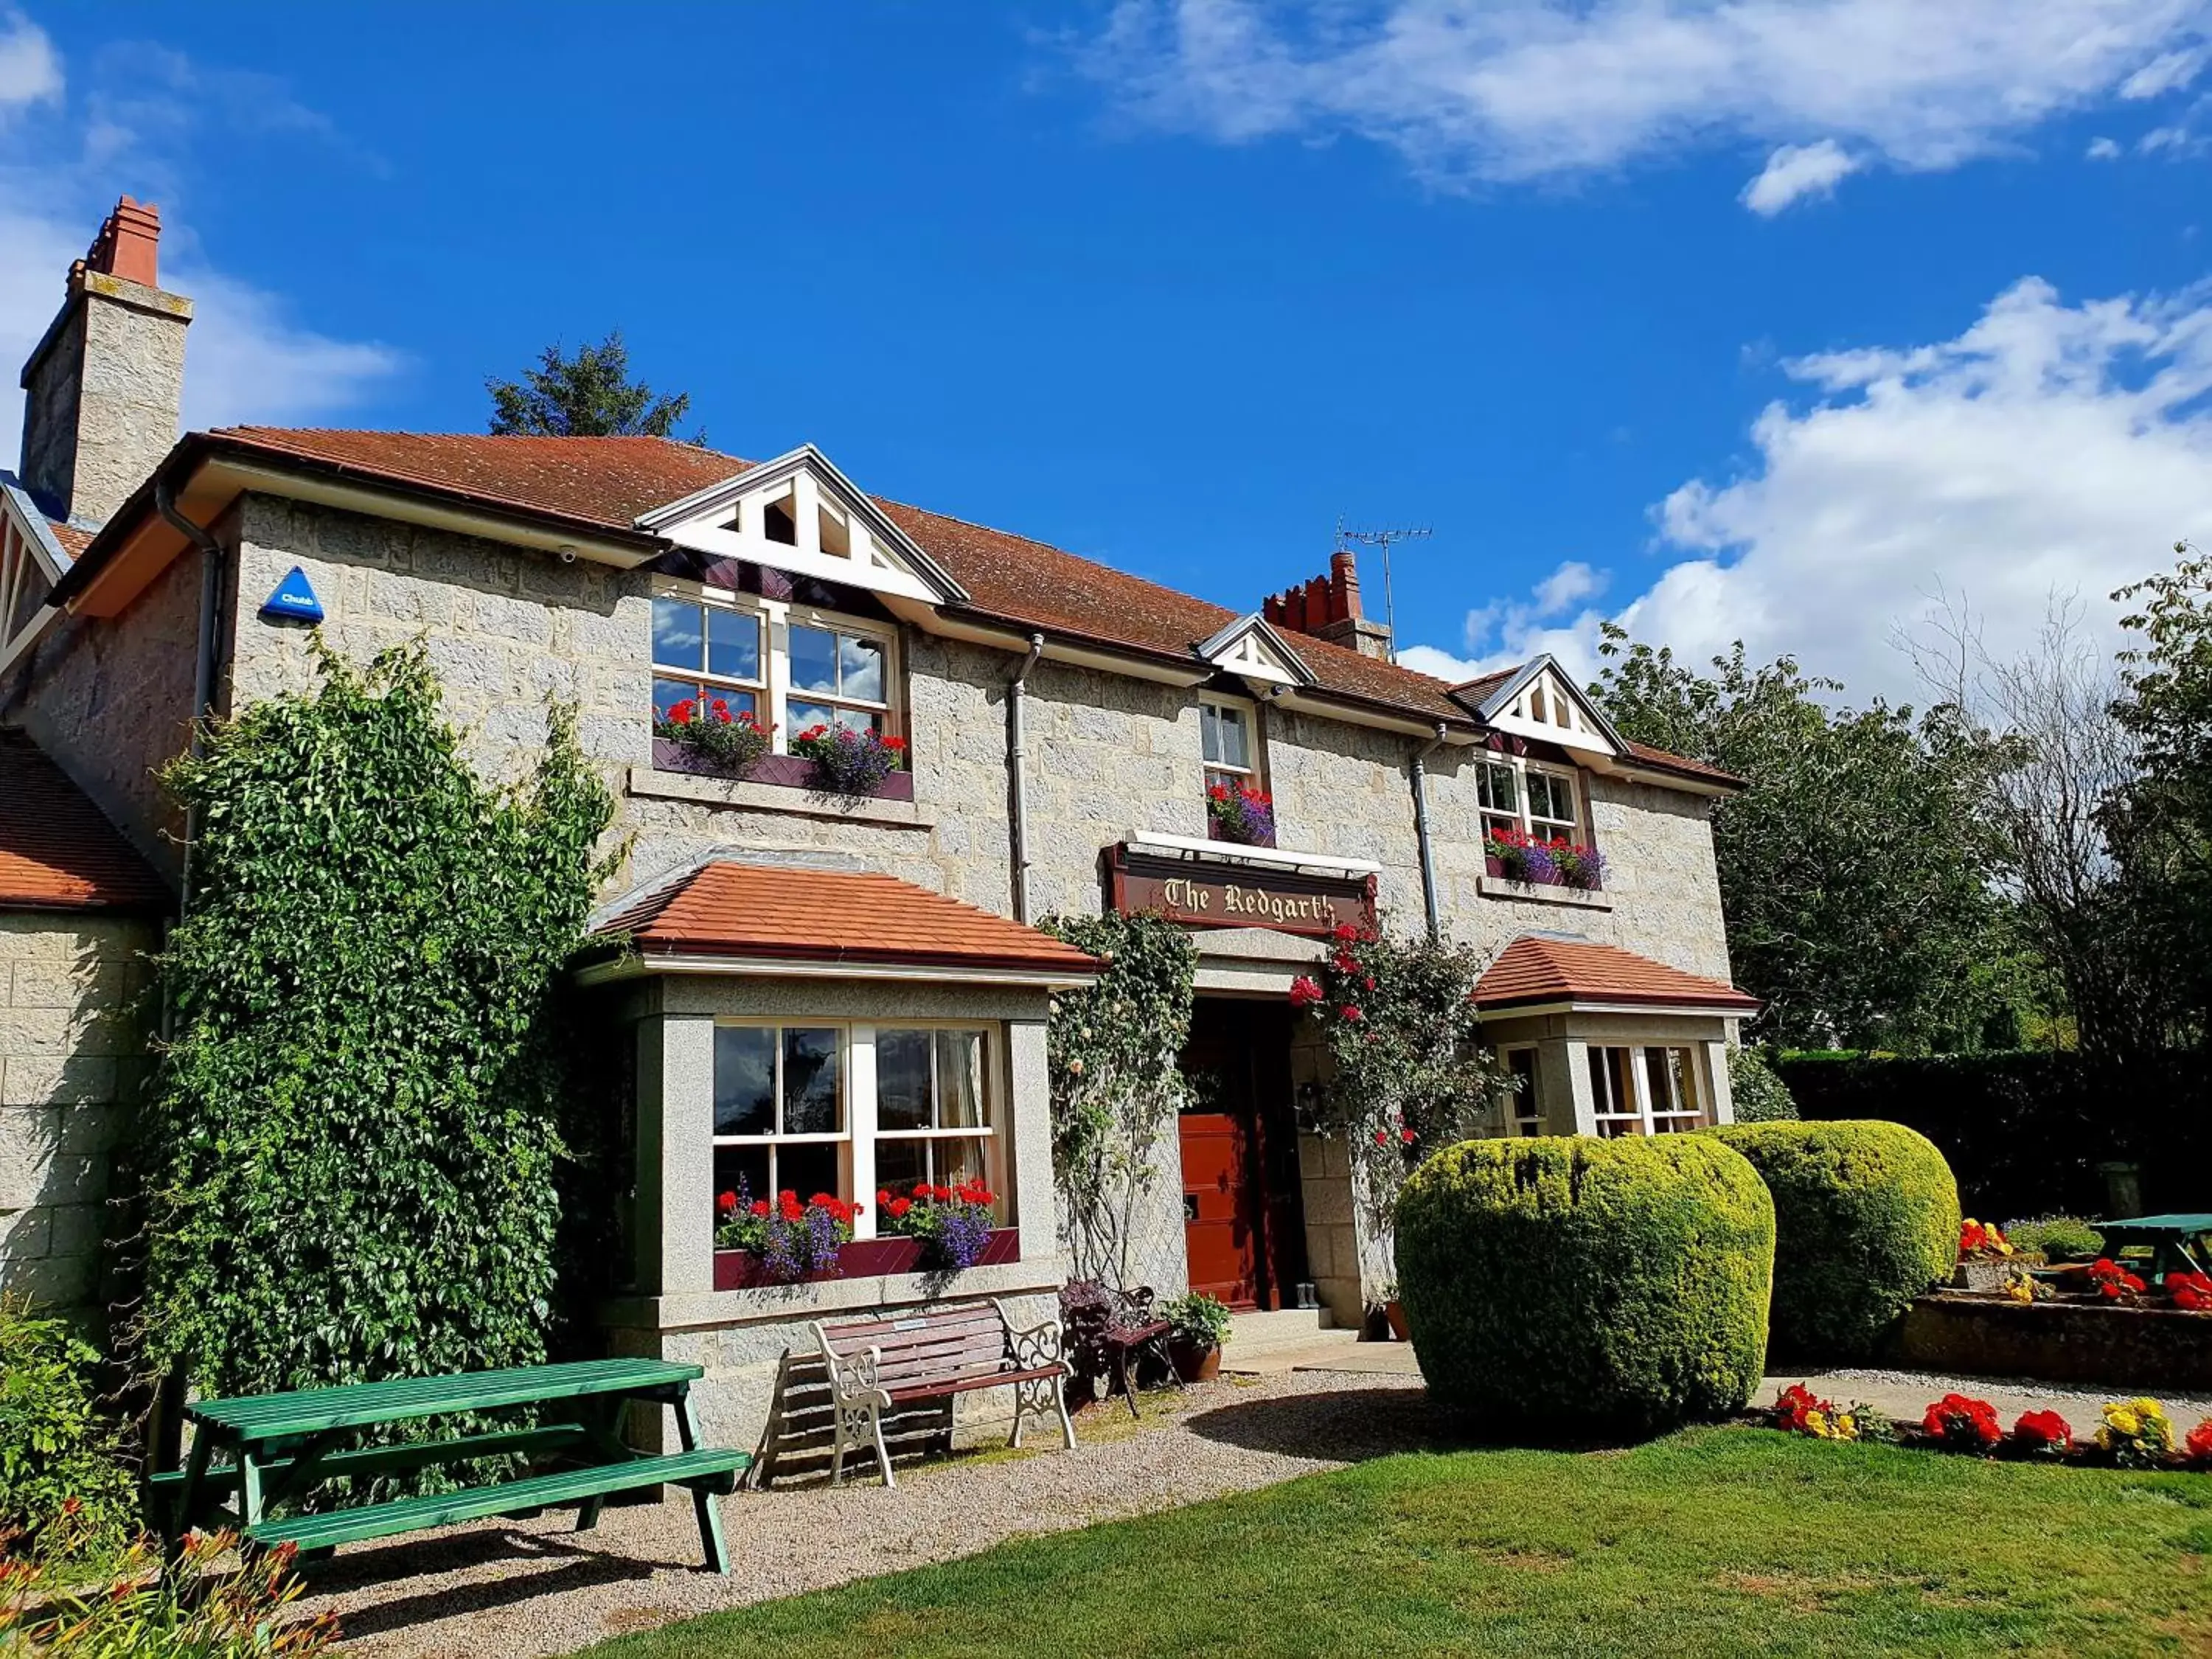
[1590,623,2017,1051]
[486,331,698,440]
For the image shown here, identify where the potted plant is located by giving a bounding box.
[1159,1291,1233,1382]
[1380,1277,1409,1341]
[656,696,772,776]
[1206,781,1276,846]
[714,1183,860,1282]
[880,1178,998,1270]
[1952,1217,2015,1292]
[792,722,908,794]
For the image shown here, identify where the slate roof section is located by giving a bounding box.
[0,727,169,912]
[1474,933,1759,1013]
[596,859,1104,979]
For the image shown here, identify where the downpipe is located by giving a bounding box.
[1411,722,1448,942]
[1007,633,1046,923]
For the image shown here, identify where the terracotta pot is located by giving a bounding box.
[1385,1299,1410,1342]
[1169,1337,1222,1383]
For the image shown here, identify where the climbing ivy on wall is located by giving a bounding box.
[1037,912,1197,1290]
[136,641,616,1398]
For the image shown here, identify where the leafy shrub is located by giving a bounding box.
[1708,1120,1959,1363]
[0,1296,134,1558]
[1394,1136,1774,1434]
[1728,1048,1798,1121]
[1159,1292,1232,1350]
[139,643,616,1400]
[1,1521,337,1654]
[2003,1214,2104,1263]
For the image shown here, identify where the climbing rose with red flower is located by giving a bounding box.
[1288,975,1324,1008]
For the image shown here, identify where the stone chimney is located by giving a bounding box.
[18,196,193,527]
[1262,548,1394,660]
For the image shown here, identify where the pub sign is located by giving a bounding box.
[1104,844,1379,939]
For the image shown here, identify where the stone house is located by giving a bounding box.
[0,201,1755,1443]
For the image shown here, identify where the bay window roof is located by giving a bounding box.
[1475,933,1760,1015]
[588,858,1102,985]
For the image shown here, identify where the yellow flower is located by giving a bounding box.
[1834,1412,1860,1441]
[1804,1409,1829,1437]
[2108,1409,2141,1437]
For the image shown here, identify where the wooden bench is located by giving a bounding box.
[150,1358,748,1574]
[812,1299,1074,1487]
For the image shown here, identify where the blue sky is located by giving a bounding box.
[4,2,2211,703]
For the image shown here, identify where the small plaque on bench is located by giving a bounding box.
[891,1317,929,1332]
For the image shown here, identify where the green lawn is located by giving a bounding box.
[583,1428,2212,1658]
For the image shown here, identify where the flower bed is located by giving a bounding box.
[1482,827,1604,891]
[1765,1382,2212,1472]
[711,1226,1020,1292]
[651,738,916,800]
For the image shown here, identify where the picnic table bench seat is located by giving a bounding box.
[812,1298,1074,1487]
[154,1357,745,1575]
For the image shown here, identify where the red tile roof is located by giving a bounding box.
[45,520,93,559]
[1474,934,1759,1013]
[172,428,1725,779]
[0,728,169,912]
[597,860,1104,978]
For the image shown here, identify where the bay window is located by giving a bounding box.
[1587,1044,1708,1136]
[1503,1046,1543,1136]
[709,1020,1006,1238]
[651,581,900,755]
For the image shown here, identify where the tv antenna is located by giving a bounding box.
[1336,517,1431,664]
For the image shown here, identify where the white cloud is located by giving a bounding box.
[0,10,60,112]
[1078,1,2212,206]
[1398,557,1613,685]
[0,13,396,482]
[1741,139,1860,213]
[2087,135,2124,158]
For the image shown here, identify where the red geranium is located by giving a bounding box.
[749,1200,770,1217]
[2012,1409,2073,1455]
[2090,1258,2146,1301]
[2168,1270,2212,1311]
[2185,1419,2212,1466]
[667,698,697,725]
[715,1190,738,1216]
[1922,1392,2002,1450]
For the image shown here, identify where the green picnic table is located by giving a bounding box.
[150,1358,746,1574]
[2093,1214,2212,1284]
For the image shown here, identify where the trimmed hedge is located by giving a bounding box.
[1394,1136,1773,1434]
[1708,1120,1958,1363]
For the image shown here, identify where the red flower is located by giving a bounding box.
[1374,1130,1390,1147]
[1772,1382,1831,1434]
[1363,975,1377,991]
[2169,1270,2212,1311]
[750,1200,770,1217]
[2090,1258,2146,1301]
[876,1189,892,1207]
[1288,975,1324,1008]
[1207,783,1231,803]
[667,698,697,725]
[709,698,732,722]
[2013,1410,2072,1453]
[1399,1127,1416,1144]
[1340,1005,1364,1022]
[1332,923,1359,942]
[888,1197,911,1219]
[716,1190,737,1216]
[883,735,908,751]
[1922,1392,2002,1448]
[2186,1419,2212,1465]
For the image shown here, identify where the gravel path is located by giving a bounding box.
[298,1370,1444,1658]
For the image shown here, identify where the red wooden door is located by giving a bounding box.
[1179,1111,1259,1308]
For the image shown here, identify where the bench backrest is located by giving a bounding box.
[818,1302,1009,1391]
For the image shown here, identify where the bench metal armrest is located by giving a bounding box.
[995,1304,1074,1377]
[811,1324,893,1408]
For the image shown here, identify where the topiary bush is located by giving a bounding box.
[1728,1048,1799,1121]
[1708,1119,1959,1363]
[1394,1136,1774,1435]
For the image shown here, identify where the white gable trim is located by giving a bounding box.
[1192,613,1315,686]
[1459,654,1624,759]
[636,444,970,607]
[0,479,71,676]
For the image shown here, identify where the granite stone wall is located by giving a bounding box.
[0,914,154,1320]
[20,274,192,528]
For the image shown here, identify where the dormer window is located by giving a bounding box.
[651,580,902,758]
[1201,696,1256,791]
[789,623,889,735]
[653,595,765,723]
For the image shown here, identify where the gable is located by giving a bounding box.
[1460,656,1623,759]
[1193,614,1315,687]
[636,445,968,609]
[0,479,72,676]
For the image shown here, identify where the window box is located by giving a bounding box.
[652,737,915,801]
[1206,813,1277,850]
[1482,852,1599,891]
[711,1227,1020,1292]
